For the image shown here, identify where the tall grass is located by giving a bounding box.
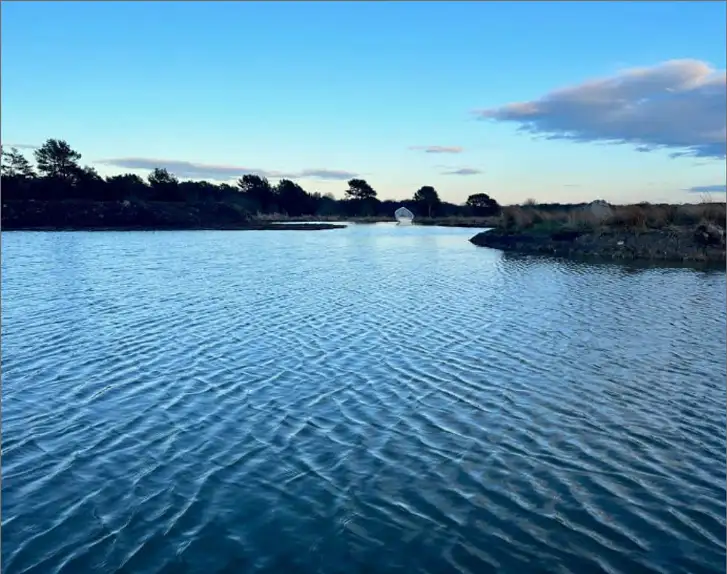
[498,202,726,232]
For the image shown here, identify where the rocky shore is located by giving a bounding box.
[1,200,344,231]
[470,223,726,264]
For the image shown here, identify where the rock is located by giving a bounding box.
[694,223,726,247]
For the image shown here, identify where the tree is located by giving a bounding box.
[466,192,501,216]
[179,179,218,203]
[74,165,105,199]
[237,174,275,212]
[148,167,178,187]
[1,147,36,179]
[34,139,82,181]
[275,179,313,216]
[106,173,150,200]
[237,174,269,194]
[345,178,377,201]
[148,167,181,201]
[1,147,37,200]
[413,185,441,218]
[217,183,238,198]
[310,192,338,216]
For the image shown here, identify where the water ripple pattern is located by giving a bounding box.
[2,224,726,574]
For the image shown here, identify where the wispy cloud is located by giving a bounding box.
[441,167,482,176]
[474,59,726,160]
[685,184,726,194]
[409,145,464,154]
[295,168,360,180]
[1,143,39,150]
[96,157,358,182]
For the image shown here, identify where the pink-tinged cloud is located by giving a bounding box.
[96,157,359,181]
[409,145,464,154]
[474,59,726,160]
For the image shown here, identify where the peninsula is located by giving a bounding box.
[469,201,726,264]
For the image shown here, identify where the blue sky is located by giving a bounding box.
[2,1,725,205]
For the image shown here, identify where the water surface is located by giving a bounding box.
[3,224,726,574]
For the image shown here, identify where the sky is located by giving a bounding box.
[2,1,725,205]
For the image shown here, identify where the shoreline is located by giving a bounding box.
[264,215,496,228]
[0,200,346,232]
[1,223,345,232]
[1,200,497,231]
[469,225,726,264]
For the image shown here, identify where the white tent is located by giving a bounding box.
[394,206,414,224]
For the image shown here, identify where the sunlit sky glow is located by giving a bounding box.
[2,1,725,205]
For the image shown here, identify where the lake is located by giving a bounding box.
[2,224,726,574]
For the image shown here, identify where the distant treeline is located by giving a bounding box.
[0,139,510,218]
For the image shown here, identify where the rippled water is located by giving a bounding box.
[2,224,726,574]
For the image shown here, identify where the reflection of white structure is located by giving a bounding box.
[394,206,414,225]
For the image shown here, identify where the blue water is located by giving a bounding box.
[2,224,726,574]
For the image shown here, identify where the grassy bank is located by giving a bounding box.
[469,202,726,263]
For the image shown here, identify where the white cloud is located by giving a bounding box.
[474,59,726,160]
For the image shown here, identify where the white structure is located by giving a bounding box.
[584,199,614,222]
[394,206,414,225]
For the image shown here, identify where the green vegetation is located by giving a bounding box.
[495,202,726,232]
[1,139,502,230]
[470,202,726,263]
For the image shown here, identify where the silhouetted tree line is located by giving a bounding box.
[1,139,504,218]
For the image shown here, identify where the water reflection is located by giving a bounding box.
[2,226,725,574]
